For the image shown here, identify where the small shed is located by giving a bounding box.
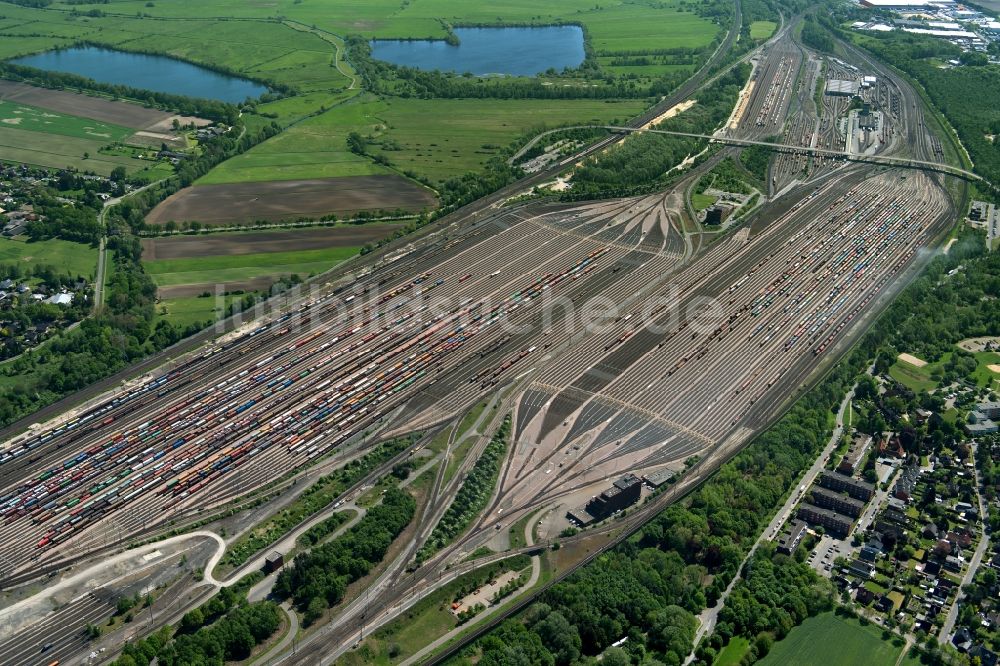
[263,551,284,573]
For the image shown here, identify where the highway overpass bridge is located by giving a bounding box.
[512,125,992,190]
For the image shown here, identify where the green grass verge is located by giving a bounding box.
[370,97,648,184]
[888,360,938,394]
[443,434,477,487]
[0,236,98,278]
[759,612,904,666]
[750,21,778,40]
[338,555,532,666]
[716,636,751,666]
[255,90,358,126]
[455,401,489,439]
[154,294,240,329]
[144,246,358,286]
[0,100,133,141]
[692,192,717,211]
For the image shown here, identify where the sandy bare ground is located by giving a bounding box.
[641,99,696,130]
[898,352,927,367]
[146,176,437,226]
[129,129,186,149]
[452,570,522,614]
[728,79,757,129]
[957,336,1000,353]
[141,225,400,260]
[147,115,211,131]
[988,364,1000,374]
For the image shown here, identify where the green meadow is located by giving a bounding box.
[144,246,359,287]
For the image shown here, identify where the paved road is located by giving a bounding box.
[939,441,991,642]
[207,500,366,589]
[683,375,863,663]
[514,124,988,186]
[0,530,222,631]
[244,505,367,603]
[257,603,299,664]
[94,179,166,310]
[398,509,544,666]
[93,235,107,310]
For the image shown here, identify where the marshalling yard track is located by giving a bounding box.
[0,5,977,665]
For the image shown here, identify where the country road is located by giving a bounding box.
[683,373,865,664]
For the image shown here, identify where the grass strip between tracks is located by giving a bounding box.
[219,435,417,571]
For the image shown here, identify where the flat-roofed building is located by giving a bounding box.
[567,473,643,525]
[819,470,875,501]
[812,487,866,518]
[826,79,860,96]
[798,503,854,536]
[642,468,676,488]
[777,520,807,556]
[838,432,873,476]
[263,551,284,573]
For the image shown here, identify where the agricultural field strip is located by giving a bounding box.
[0,100,133,141]
[140,226,401,260]
[146,176,436,226]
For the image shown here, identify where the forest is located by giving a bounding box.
[801,18,835,54]
[110,578,280,666]
[851,229,999,363]
[567,64,750,199]
[739,141,775,182]
[158,601,282,666]
[695,157,755,195]
[700,550,833,663]
[273,486,416,625]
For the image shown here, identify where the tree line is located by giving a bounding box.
[567,64,750,199]
[450,221,1000,665]
[109,576,281,666]
[273,486,416,625]
[0,62,240,124]
[417,415,509,562]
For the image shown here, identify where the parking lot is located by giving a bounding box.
[808,533,847,574]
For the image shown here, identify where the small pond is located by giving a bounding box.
[370,26,585,77]
[11,46,268,103]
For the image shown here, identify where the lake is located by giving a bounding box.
[10,46,268,103]
[370,26,585,77]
